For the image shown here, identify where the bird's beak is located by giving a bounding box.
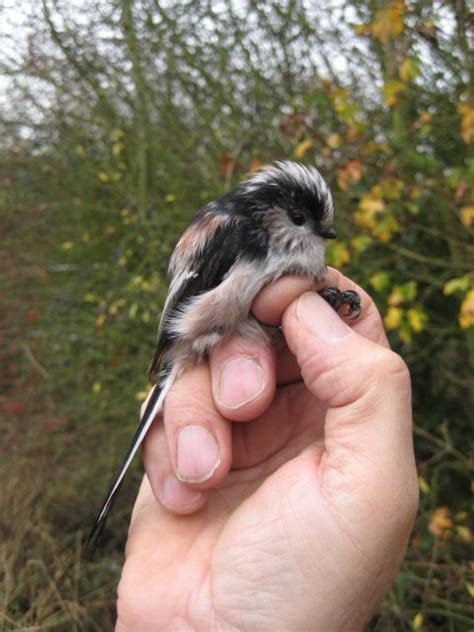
[320,226,337,239]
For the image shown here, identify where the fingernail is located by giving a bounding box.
[176,425,220,483]
[161,475,202,507]
[217,356,265,408]
[297,293,351,342]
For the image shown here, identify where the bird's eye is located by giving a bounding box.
[289,210,306,226]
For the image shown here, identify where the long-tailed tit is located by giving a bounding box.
[87,160,360,551]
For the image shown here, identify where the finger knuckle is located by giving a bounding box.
[381,350,411,390]
[165,388,213,424]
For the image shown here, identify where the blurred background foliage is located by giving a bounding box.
[0,0,472,629]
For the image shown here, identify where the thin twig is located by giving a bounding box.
[21,343,51,380]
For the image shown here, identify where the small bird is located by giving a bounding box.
[87,161,360,551]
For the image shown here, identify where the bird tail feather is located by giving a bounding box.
[86,378,170,554]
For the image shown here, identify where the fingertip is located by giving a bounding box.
[142,423,210,515]
[159,475,208,514]
[209,334,277,422]
[174,423,222,485]
[253,269,389,348]
[252,275,316,325]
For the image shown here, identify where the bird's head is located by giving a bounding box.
[241,161,337,252]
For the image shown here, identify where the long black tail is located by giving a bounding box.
[86,382,165,554]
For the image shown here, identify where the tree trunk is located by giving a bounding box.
[121,0,149,216]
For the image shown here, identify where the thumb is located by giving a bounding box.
[282,291,416,498]
[282,290,410,415]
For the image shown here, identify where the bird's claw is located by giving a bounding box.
[319,287,361,319]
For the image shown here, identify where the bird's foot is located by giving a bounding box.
[318,287,361,319]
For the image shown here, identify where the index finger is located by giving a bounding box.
[252,267,390,348]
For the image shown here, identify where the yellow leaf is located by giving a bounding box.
[417,112,432,126]
[382,80,405,108]
[135,389,149,402]
[458,102,474,145]
[83,293,97,303]
[363,1,405,44]
[360,195,385,215]
[128,302,139,319]
[370,271,390,292]
[61,241,74,250]
[418,475,430,495]
[373,215,400,243]
[413,612,423,630]
[354,192,385,229]
[354,185,401,242]
[443,276,470,296]
[467,582,474,598]
[459,290,474,329]
[165,194,176,203]
[110,128,124,141]
[399,57,418,82]
[460,204,474,227]
[388,288,404,306]
[109,299,125,315]
[326,242,351,268]
[326,133,341,149]
[406,202,419,215]
[130,275,144,288]
[376,229,390,243]
[332,88,349,113]
[399,325,412,344]
[351,235,372,253]
[112,142,124,156]
[379,177,404,200]
[388,281,416,304]
[456,525,472,544]
[95,313,106,328]
[407,307,427,333]
[294,137,314,159]
[429,506,453,538]
[384,306,403,330]
[97,170,109,183]
[92,381,102,394]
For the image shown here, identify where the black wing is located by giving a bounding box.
[148,212,248,379]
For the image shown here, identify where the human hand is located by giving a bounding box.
[116,269,419,631]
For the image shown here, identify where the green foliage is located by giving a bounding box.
[0,0,472,629]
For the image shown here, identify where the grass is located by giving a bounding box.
[0,177,472,630]
[0,188,148,629]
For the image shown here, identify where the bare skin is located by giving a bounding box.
[116,269,419,631]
